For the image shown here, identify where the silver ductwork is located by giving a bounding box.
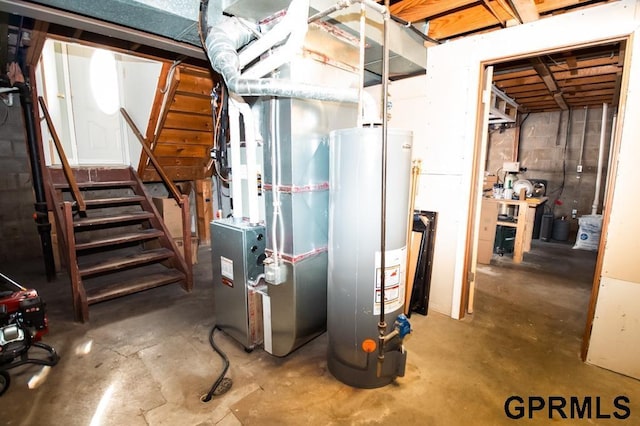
[204,0,359,103]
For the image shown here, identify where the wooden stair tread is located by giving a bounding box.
[86,270,185,305]
[79,248,174,277]
[53,180,136,189]
[76,229,164,251]
[84,196,146,207]
[73,212,154,228]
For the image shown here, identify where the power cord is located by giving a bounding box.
[201,325,233,402]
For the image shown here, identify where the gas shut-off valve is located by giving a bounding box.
[395,314,411,339]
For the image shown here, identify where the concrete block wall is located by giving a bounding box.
[487,106,614,235]
[0,98,41,261]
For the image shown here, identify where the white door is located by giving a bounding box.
[66,44,126,165]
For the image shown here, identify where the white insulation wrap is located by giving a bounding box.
[327,127,412,388]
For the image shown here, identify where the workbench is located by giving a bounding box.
[479,196,548,264]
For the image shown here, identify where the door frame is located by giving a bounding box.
[461,36,630,359]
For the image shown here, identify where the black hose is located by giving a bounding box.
[201,325,231,403]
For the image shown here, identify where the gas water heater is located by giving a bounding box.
[327,127,413,388]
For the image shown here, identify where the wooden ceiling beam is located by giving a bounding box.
[481,0,506,26]
[505,0,539,23]
[25,20,49,67]
[530,57,568,110]
[611,41,626,107]
[389,0,479,22]
[427,4,513,39]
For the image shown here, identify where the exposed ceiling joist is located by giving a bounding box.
[389,0,478,22]
[530,57,568,109]
[507,0,540,23]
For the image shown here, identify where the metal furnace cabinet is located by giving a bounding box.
[210,218,265,351]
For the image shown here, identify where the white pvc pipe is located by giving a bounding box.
[592,103,608,215]
[578,105,588,170]
[269,98,280,266]
[231,96,260,224]
[228,102,243,218]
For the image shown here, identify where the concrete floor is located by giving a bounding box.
[3,240,640,425]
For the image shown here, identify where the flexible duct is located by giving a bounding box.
[203,1,358,103]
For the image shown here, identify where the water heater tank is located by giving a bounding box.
[327,127,412,388]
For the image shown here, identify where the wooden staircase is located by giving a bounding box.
[47,165,192,322]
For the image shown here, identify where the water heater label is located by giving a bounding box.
[220,256,234,280]
[374,247,406,315]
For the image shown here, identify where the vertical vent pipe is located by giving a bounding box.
[592,103,608,215]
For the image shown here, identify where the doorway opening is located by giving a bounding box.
[466,39,626,359]
[35,38,162,167]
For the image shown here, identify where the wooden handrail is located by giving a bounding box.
[38,96,86,213]
[120,108,183,206]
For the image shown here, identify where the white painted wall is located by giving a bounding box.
[381,0,640,377]
[118,55,162,166]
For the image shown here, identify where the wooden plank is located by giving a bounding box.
[63,201,89,322]
[499,82,547,93]
[493,68,539,81]
[554,64,620,80]
[536,0,604,14]
[171,93,212,115]
[390,0,478,22]
[39,97,87,212]
[163,111,213,131]
[177,72,214,96]
[557,82,617,93]
[427,4,510,40]
[564,88,615,99]
[140,61,171,176]
[84,195,146,207]
[507,88,555,99]
[121,107,183,206]
[143,166,206,182]
[180,65,215,80]
[180,194,194,291]
[53,180,136,189]
[79,248,173,277]
[152,143,210,158]
[195,179,213,246]
[549,55,619,73]
[73,212,154,228]
[25,22,48,67]
[86,270,185,305]
[157,128,213,145]
[494,74,543,88]
[557,74,617,86]
[404,231,423,314]
[155,157,206,167]
[75,229,164,251]
[509,0,539,23]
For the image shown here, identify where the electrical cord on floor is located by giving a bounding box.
[201,325,233,402]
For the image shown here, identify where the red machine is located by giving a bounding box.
[0,272,59,396]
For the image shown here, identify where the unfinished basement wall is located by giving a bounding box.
[487,108,614,236]
[0,98,41,262]
[418,0,640,379]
